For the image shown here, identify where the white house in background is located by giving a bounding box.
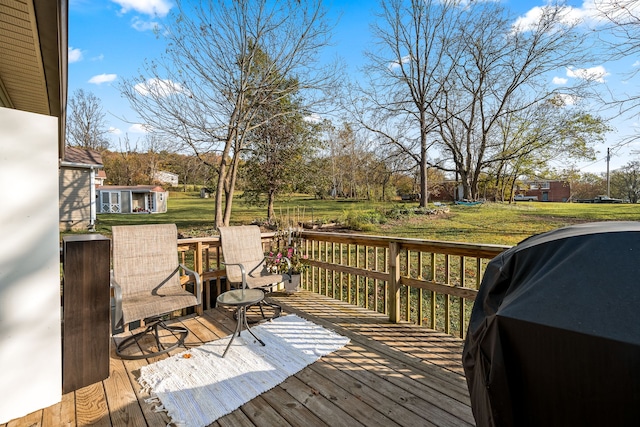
[154,170,179,187]
[59,146,104,231]
[96,169,107,186]
[0,0,66,423]
[97,185,169,214]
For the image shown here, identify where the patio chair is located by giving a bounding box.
[111,224,202,359]
[218,225,291,320]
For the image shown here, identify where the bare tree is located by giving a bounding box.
[66,89,110,151]
[119,0,337,227]
[352,0,464,207]
[593,0,640,135]
[353,1,599,202]
[432,2,599,200]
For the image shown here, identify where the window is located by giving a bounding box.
[100,191,120,213]
[530,181,550,190]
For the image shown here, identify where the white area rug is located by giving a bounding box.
[138,314,350,427]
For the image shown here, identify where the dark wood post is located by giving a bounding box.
[62,234,110,394]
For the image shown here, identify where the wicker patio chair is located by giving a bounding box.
[111,224,202,359]
[218,225,290,320]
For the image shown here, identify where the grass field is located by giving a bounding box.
[92,193,640,246]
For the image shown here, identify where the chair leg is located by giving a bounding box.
[116,318,189,360]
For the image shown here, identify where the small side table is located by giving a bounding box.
[216,288,266,357]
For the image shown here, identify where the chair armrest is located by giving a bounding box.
[110,272,123,329]
[180,264,202,305]
[222,261,249,289]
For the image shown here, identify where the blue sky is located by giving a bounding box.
[68,0,640,173]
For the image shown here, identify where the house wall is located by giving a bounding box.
[0,107,62,423]
[524,181,571,202]
[59,167,91,230]
[156,192,168,213]
[97,189,168,213]
[154,170,178,187]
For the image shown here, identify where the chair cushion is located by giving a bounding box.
[121,286,198,324]
[244,271,290,289]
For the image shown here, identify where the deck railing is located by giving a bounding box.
[177,230,510,339]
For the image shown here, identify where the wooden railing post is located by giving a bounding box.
[388,241,401,323]
[195,241,204,314]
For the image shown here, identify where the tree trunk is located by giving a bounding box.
[215,129,236,228]
[419,131,429,207]
[267,190,276,222]
[223,146,242,226]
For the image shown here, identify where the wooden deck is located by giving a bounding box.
[5,291,474,427]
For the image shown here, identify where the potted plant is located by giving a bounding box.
[266,230,308,293]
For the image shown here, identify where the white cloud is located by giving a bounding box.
[109,127,122,135]
[590,0,640,24]
[68,47,83,63]
[553,76,568,85]
[111,0,172,18]
[304,113,322,124]
[512,7,546,32]
[514,1,640,33]
[512,2,596,33]
[88,73,118,84]
[134,78,188,97]
[389,54,412,70]
[92,54,105,61]
[550,93,579,106]
[132,16,160,32]
[566,65,609,83]
[129,123,152,133]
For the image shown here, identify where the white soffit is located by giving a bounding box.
[0,0,49,114]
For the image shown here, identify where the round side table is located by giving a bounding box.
[216,288,266,357]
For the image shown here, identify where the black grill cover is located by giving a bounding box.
[462,221,640,427]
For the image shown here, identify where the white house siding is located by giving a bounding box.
[0,107,62,423]
[59,167,91,231]
[154,170,179,187]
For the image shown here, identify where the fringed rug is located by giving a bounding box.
[138,314,350,427]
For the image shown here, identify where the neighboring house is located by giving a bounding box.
[95,169,107,186]
[0,0,67,423]
[98,185,169,214]
[154,170,179,187]
[519,180,571,202]
[59,147,104,231]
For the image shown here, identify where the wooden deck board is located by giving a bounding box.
[277,375,365,427]
[102,350,147,427]
[6,291,474,427]
[258,385,327,427]
[74,382,110,427]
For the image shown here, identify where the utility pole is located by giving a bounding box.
[606,147,610,197]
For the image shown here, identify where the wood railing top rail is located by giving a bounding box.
[298,230,510,258]
[175,230,510,259]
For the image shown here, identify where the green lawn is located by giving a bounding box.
[92,193,640,246]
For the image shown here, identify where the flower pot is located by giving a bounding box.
[285,274,301,293]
